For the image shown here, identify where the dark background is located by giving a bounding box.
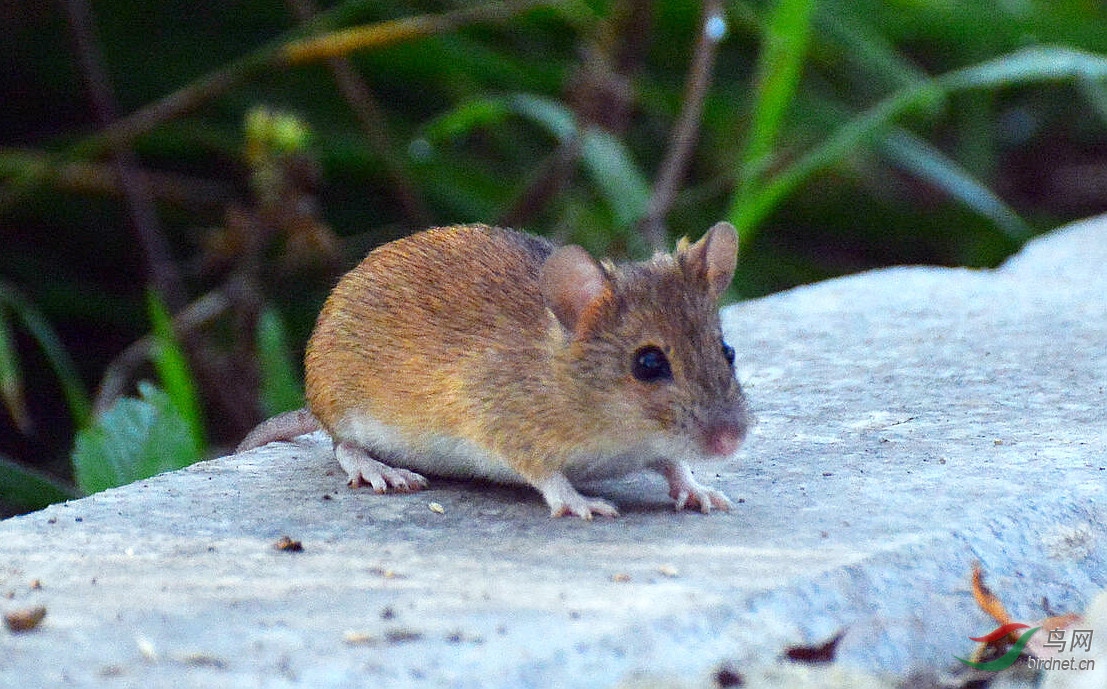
[2,0,1106,508]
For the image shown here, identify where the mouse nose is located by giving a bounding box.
[701,409,748,457]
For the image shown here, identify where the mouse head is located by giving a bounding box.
[539,222,749,461]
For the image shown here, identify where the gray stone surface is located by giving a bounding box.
[2,216,1106,688]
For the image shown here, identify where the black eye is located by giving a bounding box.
[632,346,672,382]
[722,341,736,367]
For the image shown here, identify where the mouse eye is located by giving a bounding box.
[722,341,736,367]
[632,346,672,383]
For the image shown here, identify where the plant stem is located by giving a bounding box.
[727,0,816,244]
[1,0,554,215]
[285,0,433,228]
[639,0,726,250]
[62,0,184,309]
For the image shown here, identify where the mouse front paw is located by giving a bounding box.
[658,460,733,514]
[335,442,429,493]
[533,472,618,520]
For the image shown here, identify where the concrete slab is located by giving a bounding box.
[2,215,1106,688]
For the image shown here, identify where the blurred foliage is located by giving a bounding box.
[72,381,202,495]
[256,305,306,417]
[2,0,1107,513]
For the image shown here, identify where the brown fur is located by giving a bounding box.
[304,223,748,488]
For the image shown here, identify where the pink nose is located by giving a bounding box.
[704,422,746,457]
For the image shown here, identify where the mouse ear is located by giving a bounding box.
[540,245,610,334]
[681,221,738,297]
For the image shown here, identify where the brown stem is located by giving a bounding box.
[497,135,583,229]
[94,290,232,415]
[280,1,548,64]
[62,0,186,308]
[3,1,551,215]
[639,0,725,250]
[0,149,233,209]
[285,0,433,228]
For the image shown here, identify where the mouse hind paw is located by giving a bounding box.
[335,442,428,493]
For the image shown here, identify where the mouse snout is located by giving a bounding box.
[700,408,748,457]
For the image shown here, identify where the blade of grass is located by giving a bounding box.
[0,305,30,433]
[732,83,943,238]
[509,93,574,139]
[729,0,816,229]
[256,306,303,417]
[510,94,651,233]
[421,98,513,143]
[814,8,928,92]
[1078,74,1107,124]
[147,292,205,448]
[939,46,1107,91]
[0,453,77,510]
[879,128,1031,241]
[731,46,1107,243]
[0,281,91,428]
[579,128,651,231]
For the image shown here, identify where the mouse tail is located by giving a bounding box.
[235,407,321,453]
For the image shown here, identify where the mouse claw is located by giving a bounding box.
[673,487,733,513]
[549,498,619,520]
[356,466,428,494]
[659,460,733,514]
[336,442,428,494]
[535,472,618,520]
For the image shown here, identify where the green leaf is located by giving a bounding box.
[72,382,202,494]
[0,305,29,433]
[733,0,817,196]
[508,94,650,231]
[0,452,75,511]
[578,128,650,230]
[879,128,1031,241]
[256,306,303,417]
[147,292,205,448]
[0,281,91,428]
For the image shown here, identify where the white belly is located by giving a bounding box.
[333,411,682,486]
[334,412,527,484]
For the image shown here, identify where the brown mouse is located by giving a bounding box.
[237,222,749,519]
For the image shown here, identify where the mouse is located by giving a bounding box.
[236,222,749,519]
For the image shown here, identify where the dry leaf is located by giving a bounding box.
[784,630,845,664]
[967,564,1084,663]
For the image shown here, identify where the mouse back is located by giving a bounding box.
[305,224,555,433]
